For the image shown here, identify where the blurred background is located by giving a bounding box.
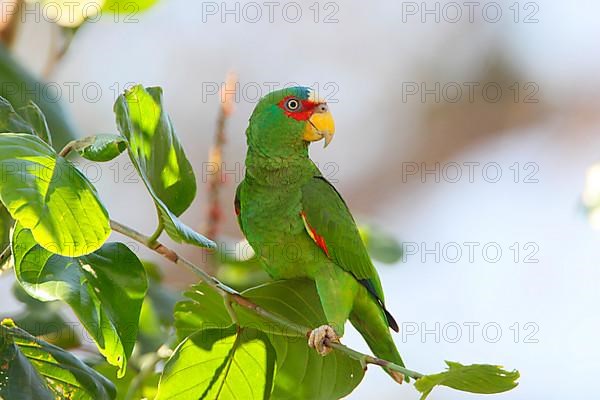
[1,0,599,398]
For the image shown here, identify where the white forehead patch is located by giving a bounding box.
[308,89,326,104]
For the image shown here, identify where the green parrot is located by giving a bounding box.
[235,86,404,383]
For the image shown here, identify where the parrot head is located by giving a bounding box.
[247,87,335,157]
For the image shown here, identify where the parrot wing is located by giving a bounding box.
[301,176,398,331]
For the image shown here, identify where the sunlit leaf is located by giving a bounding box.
[0,133,110,257]
[156,326,275,400]
[0,319,116,399]
[114,85,214,248]
[12,224,148,377]
[414,361,520,399]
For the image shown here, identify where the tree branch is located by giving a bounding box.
[109,218,423,382]
[204,72,237,241]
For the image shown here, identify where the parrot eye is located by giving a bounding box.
[284,98,301,112]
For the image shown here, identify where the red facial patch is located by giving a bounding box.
[278,96,319,121]
[300,211,330,257]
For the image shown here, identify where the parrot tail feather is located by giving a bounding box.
[358,279,399,332]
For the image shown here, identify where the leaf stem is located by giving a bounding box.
[222,293,239,325]
[109,218,422,382]
[147,221,164,246]
[58,140,76,158]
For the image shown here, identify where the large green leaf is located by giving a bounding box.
[114,85,214,249]
[156,326,275,400]
[414,361,520,399]
[0,133,110,256]
[115,85,195,216]
[11,224,148,377]
[0,319,116,400]
[174,279,365,399]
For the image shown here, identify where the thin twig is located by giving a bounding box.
[109,218,422,382]
[203,72,238,273]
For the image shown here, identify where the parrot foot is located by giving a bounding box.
[308,325,339,356]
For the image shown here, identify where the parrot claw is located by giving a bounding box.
[308,325,339,356]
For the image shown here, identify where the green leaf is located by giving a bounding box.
[0,133,110,256]
[414,361,520,399]
[174,279,365,399]
[359,224,403,264]
[267,335,364,400]
[156,326,275,400]
[237,279,328,337]
[115,85,195,216]
[71,134,127,162]
[0,319,116,400]
[114,85,214,248]
[174,283,231,342]
[19,101,52,146]
[11,224,148,377]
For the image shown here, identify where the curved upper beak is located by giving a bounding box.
[303,103,335,147]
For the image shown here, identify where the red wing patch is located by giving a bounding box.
[234,196,241,216]
[300,211,330,257]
